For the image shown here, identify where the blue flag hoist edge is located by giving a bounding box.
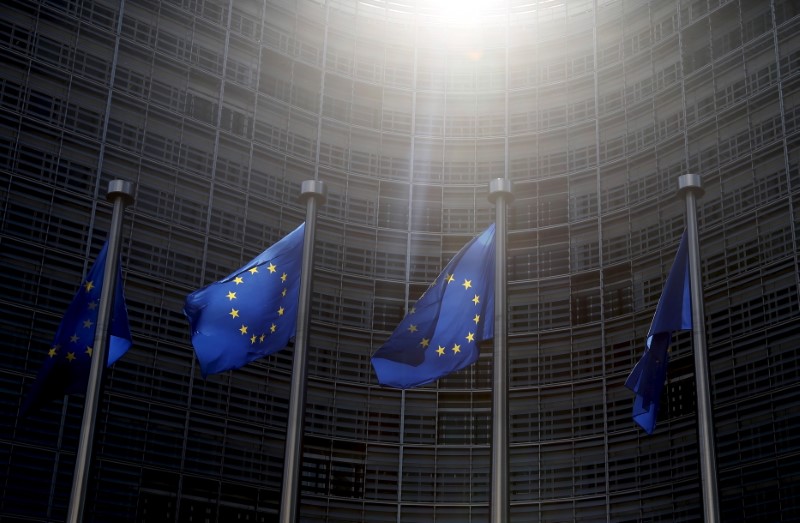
[21,241,132,416]
[625,230,692,434]
[184,223,305,377]
[371,224,496,388]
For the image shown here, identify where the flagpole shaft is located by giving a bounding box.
[678,174,719,523]
[67,180,134,523]
[488,178,512,523]
[280,180,326,523]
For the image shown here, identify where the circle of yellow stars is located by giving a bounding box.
[405,271,483,358]
[49,280,100,364]
[224,262,290,345]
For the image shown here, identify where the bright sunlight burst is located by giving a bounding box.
[420,0,506,25]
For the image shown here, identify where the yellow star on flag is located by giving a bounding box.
[239,325,248,335]
[437,346,446,356]
[233,276,244,285]
[462,279,472,290]
[229,308,239,319]
[267,263,277,273]
[452,344,461,354]
[84,280,95,292]
[226,291,237,301]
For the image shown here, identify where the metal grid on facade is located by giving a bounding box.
[1,0,799,521]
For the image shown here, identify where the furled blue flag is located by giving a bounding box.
[371,224,495,388]
[21,241,132,416]
[184,223,305,376]
[625,230,692,434]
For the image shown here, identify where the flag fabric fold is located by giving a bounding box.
[625,230,692,434]
[184,223,305,376]
[371,224,496,388]
[22,241,132,415]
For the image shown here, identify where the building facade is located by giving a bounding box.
[1,0,799,521]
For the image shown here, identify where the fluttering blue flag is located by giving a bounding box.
[625,230,692,434]
[184,223,305,377]
[371,224,496,388]
[21,241,132,416]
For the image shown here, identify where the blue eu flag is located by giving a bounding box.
[372,224,495,388]
[625,230,692,434]
[22,241,132,415]
[184,223,305,376]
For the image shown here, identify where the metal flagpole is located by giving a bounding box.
[488,178,513,523]
[67,179,134,523]
[678,173,720,523]
[279,180,326,523]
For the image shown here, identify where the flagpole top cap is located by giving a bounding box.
[488,178,514,204]
[677,174,704,198]
[299,180,327,204]
[107,179,135,206]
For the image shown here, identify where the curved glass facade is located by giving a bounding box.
[1,0,800,521]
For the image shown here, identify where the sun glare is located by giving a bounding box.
[422,0,504,25]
